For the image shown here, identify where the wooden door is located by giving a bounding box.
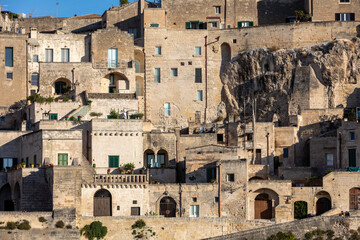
[160,197,176,217]
[255,200,272,219]
[94,197,111,216]
[255,149,262,164]
[350,188,360,210]
[349,149,356,167]
[131,207,140,216]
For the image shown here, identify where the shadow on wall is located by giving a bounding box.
[257,0,305,26]
[346,88,360,108]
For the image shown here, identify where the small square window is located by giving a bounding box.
[195,47,201,55]
[155,46,162,55]
[215,197,219,203]
[6,72,13,80]
[217,134,223,142]
[283,148,289,158]
[210,22,218,28]
[192,197,197,202]
[188,61,192,65]
[227,173,235,182]
[117,206,120,210]
[350,132,355,141]
[133,200,138,204]
[181,62,185,66]
[171,68,178,77]
[215,6,221,14]
[33,55,39,62]
[233,39,237,44]
[197,90,203,101]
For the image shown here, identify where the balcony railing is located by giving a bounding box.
[94,174,147,184]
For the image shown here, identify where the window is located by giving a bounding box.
[190,205,199,217]
[131,207,140,216]
[135,61,140,73]
[5,47,13,67]
[157,154,165,168]
[133,200,138,204]
[171,68,178,77]
[227,173,235,182]
[155,46,162,55]
[150,23,159,27]
[335,13,355,21]
[233,39,237,44]
[129,28,137,39]
[45,49,53,62]
[192,197,197,202]
[49,113,58,120]
[238,21,254,28]
[326,154,334,167]
[215,197,219,203]
[154,68,161,83]
[108,156,119,168]
[31,73,39,86]
[197,90,203,101]
[147,154,155,168]
[30,90,36,96]
[164,102,170,116]
[215,6,221,14]
[210,22,218,28]
[283,148,289,158]
[33,55,39,62]
[109,74,115,85]
[0,117,5,122]
[3,158,13,169]
[195,47,201,56]
[340,0,350,3]
[108,48,118,68]
[185,21,204,29]
[61,48,70,62]
[6,72,13,80]
[195,68,202,83]
[206,168,216,182]
[350,132,355,141]
[58,153,68,166]
[34,155,37,165]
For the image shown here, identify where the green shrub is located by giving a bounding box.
[130,113,144,119]
[38,217,47,223]
[109,109,118,119]
[267,231,298,240]
[294,201,307,219]
[17,220,31,230]
[55,220,65,228]
[304,232,313,240]
[125,163,135,171]
[66,224,72,229]
[69,116,77,121]
[6,222,17,230]
[81,221,107,240]
[132,219,146,229]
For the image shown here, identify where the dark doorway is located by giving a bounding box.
[350,188,360,210]
[255,149,262,164]
[349,149,356,167]
[159,197,176,217]
[14,182,21,211]
[316,198,331,215]
[294,201,308,219]
[0,183,12,211]
[255,193,272,219]
[94,189,112,216]
[55,81,68,94]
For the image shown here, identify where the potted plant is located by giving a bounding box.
[37,162,42,168]
[125,163,135,173]
[21,162,26,169]
[92,164,96,168]
[131,168,135,174]
[107,168,111,174]
[30,162,34,168]
[65,115,69,121]
[119,168,124,174]
[78,115,82,121]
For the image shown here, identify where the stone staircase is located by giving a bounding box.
[69,105,91,119]
[21,169,52,211]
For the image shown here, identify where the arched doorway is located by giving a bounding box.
[14,182,21,211]
[159,197,176,217]
[0,184,13,211]
[136,76,144,96]
[349,188,360,210]
[134,50,144,73]
[294,201,307,219]
[315,191,331,215]
[249,176,264,181]
[54,78,71,95]
[221,43,231,63]
[157,149,168,168]
[144,149,155,168]
[94,189,112,216]
[105,73,129,93]
[255,193,272,219]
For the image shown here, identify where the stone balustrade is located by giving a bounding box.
[94,174,147,184]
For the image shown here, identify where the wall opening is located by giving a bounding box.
[94,189,112,216]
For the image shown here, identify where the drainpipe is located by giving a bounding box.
[204,36,208,123]
[224,0,227,27]
[143,49,147,121]
[218,163,222,217]
[179,184,183,217]
[338,133,342,169]
[26,40,29,99]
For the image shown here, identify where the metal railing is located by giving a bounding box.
[94,174,147,183]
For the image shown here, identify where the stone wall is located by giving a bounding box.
[311,0,360,22]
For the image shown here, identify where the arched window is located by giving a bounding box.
[54,79,71,95]
[157,149,168,168]
[135,61,140,73]
[144,149,155,168]
[94,189,112,216]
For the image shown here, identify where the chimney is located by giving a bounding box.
[30,28,38,39]
[29,13,32,18]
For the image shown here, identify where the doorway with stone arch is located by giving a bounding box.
[93,189,112,216]
[159,197,176,217]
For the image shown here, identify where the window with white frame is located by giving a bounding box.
[155,46,162,55]
[45,49,53,62]
[164,103,170,116]
[171,68,178,77]
[227,173,235,182]
[108,48,118,68]
[190,205,199,217]
[215,6,221,14]
[31,73,39,86]
[5,47,13,67]
[61,48,70,62]
[195,46,201,55]
[339,0,350,3]
[197,90,203,101]
[335,13,354,21]
[154,68,161,83]
[210,22,218,28]
[326,153,334,167]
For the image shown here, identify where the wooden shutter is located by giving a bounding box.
[335,13,340,21]
[238,22,242,28]
[249,21,254,27]
[350,13,355,21]
[199,22,204,29]
[186,22,191,29]
[195,68,202,83]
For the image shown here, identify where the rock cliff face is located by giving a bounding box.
[220,38,360,124]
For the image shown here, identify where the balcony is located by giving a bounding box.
[94,174,147,184]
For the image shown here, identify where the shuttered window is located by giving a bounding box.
[108,49,118,68]
[164,103,170,116]
[5,47,13,67]
[195,68,202,83]
[58,153,68,166]
[49,113,58,120]
[190,205,199,217]
[154,68,161,83]
[61,48,70,62]
[108,156,119,168]
[45,49,53,62]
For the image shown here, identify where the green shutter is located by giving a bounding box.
[186,22,191,29]
[199,22,204,29]
[49,113,58,120]
[249,21,254,27]
[238,22,242,28]
[109,156,119,168]
[58,153,68,166]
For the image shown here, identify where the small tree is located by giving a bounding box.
[81,221,108,240]
[120,0,129,5]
